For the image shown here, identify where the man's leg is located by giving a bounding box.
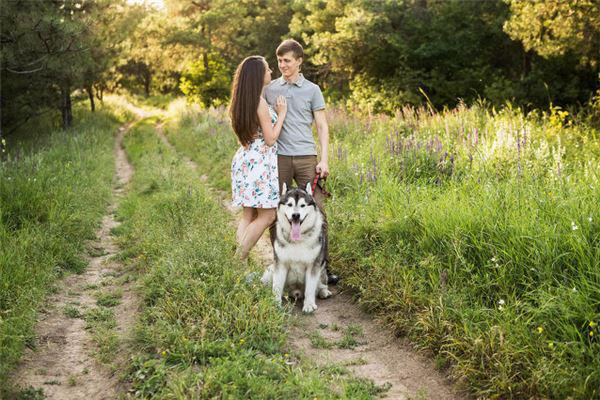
[269,155,294,247]
[291,156,338,285]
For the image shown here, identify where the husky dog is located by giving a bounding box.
[261,182,331,313]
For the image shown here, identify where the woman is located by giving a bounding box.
[230,56,287,260]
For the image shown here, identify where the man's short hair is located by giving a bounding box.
[276,39,303,60]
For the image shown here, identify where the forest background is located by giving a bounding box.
[2,0,599,137]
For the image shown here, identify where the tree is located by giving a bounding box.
[504,0,600,68]
[1,0,128,132]
[162,0,293,105]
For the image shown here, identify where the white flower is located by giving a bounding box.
[588,216,593,223]
[572,287,577,292]
[498,299,505,305]
[571,222,578,231]
[491,257,497,263]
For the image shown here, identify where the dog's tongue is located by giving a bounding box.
[291,221,302,241]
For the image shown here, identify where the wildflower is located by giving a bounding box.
[590,331,594,337]
[590,321,597,329]
[498,299,505,311]
[161,351,167,357]
[537,326,544,334]
[491,257,497,263]
[239,338,245,344]
[571,222,578,231]
[548,341,554,349]
[589,216,593,223]
[572,287,577,292]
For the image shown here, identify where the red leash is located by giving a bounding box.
[311,175,331,198]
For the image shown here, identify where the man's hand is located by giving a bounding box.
[316,160,329,178]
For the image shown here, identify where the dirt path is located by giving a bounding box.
[12,123,138,399]
[155,124,462,400]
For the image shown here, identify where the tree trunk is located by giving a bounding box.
[94,83,104,102]
[85,85,95,112]
[522,50,532,79]
[203,51,210,78]
[143,72,151,97]
[61,85,73,129]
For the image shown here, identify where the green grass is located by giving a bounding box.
[309,330,334,349]
[115,118,385,398]
[162,99,599,399]
[0,104,124,392]
[95,289,122,307]
[336,324,365,350]
[84,306,118,364]
[63,305,82,319]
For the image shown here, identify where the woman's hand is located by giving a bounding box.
[275,95,287,116]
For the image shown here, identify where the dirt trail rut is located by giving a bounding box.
[12,123,137,399]
[155,124,462,399]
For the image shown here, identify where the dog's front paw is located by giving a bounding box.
[318,288,332,299]
[260,264,274,286]
[302,302,318,314]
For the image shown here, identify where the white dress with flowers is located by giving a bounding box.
[231,106,279,208]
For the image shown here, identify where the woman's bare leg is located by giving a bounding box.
[237,207,257,245]
[237,208,276,260]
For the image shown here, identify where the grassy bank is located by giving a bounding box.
[0,105,124,390]
[162,99,599,399]
[116,118,384,398]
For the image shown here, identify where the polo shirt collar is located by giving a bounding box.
[280,73,305,87]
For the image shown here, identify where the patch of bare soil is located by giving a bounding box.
[156,124,463,400]
[12,123,138,399]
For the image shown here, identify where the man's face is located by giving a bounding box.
[277,51,302,79]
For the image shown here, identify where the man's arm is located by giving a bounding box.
[314,109,329,178]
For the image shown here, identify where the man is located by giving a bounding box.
[264,39,339,285]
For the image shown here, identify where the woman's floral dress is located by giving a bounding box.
[231,106,279,208]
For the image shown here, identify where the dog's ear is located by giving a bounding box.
[281,182,287,195]
[305,181,312,196]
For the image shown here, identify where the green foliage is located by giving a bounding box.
[504,0,600,67]
[117,117,386,398]
[0,105,120,393]
[1,0,131,130]
[180,53,231,107]
[295,0,597,112]
[4,0,598,126]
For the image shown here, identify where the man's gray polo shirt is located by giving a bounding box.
[264,74,325,156]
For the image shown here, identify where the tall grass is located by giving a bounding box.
[116,118,385,398]
[0,105,122,391]
[326,103,599,399]
[163,99,599,399]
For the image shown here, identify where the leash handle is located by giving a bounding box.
[311,175,331,198]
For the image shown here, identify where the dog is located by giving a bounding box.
[261,182,331,313]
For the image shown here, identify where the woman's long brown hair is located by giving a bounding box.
[229,56,265,147]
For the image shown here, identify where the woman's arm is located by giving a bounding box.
[258,96,286,146]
